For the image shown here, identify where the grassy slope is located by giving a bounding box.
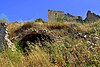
[0,21,100,67]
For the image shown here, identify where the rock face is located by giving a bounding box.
[0,23,6,48]
[48,10,83,23]
[0,22,15,51]
[84,11,100,23]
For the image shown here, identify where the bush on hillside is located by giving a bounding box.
[35,18,46,23]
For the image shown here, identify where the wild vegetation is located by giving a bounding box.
[0,20,100,67]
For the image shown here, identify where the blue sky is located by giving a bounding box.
[0,0,100,22]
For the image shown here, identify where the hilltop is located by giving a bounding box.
[0,10,100,67]
[0,20,99,67]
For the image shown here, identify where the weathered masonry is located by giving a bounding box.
[48,10,65,22]
[0,23,6,48]
[48,10,83,23]
[48,10,100,23]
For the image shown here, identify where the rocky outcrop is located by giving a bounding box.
[0,23,6,49]
[84,11,100,23]
[0,22,16,51]
[5,24,16,51]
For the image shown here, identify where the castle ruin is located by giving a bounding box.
[48,10,83,23]
[48,10,65,22]
[48,10,100,23]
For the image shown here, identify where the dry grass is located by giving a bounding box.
[7,22,23,38]
[0,38,100,67]
[0,21,99,67]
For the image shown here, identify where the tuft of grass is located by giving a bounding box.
[7,22,23,38]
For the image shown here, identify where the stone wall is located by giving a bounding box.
[63,13,83,22]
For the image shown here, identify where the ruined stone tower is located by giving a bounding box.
[48,10,65,22]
